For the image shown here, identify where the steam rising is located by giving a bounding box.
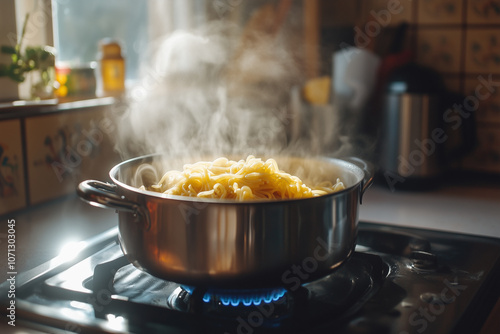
[112,17,374,172]
[114,21,301,161]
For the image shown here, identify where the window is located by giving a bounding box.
[52,0,148,81]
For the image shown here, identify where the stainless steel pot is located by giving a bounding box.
[77,154,373,289]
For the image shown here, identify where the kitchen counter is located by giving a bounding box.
[0,195,117,283]
[1,180,499,283]
[360,181,500,239]
[0,96,118,120]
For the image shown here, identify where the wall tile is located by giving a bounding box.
[443,74,462,93]
[462,126,500,173]
[465,29,500,74]
[466,0,500,24]
[361,0,414,26]
[464,76,500,124]
[417,0,463,24]
[417,28,462,73]
[344,0,500,173]
[321,1,360,26]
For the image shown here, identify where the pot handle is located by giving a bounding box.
[344,157,374,204]
[77,180,150,229]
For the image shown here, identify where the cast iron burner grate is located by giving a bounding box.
[39,243,387,333]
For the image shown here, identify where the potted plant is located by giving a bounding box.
[0,14,56,100]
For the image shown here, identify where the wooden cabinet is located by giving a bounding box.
[0,98,120,214]
[25,107,118,204]
[0,119,27,215]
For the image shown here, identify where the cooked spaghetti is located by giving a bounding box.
[141,156,345,201]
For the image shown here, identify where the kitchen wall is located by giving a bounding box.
[0,0,54,101]
[320,0,500,174]
[0,1,20,101]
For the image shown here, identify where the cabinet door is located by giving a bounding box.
[25,108,119,205]
[0,119,27,215]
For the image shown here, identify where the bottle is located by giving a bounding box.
[96,39,125,96]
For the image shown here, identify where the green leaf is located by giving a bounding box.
[24,47,36,59]
[5,65,25,83]
[1,45,17,55]
[0,64,8,76]
[13,74,25,83]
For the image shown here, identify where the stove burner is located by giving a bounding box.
[181,286,287,306]
[168,284,294,329]
[147,251,387,332]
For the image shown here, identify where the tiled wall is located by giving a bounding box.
[321,0,500,173]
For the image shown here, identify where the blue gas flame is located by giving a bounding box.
[182,286,287,307]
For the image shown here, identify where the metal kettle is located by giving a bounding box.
[379,63,476,190]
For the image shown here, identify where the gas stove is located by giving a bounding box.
[1,222,499,333]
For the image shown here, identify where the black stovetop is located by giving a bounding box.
[2,222,500,334]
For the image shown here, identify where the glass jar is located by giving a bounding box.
[96,39,125,96]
